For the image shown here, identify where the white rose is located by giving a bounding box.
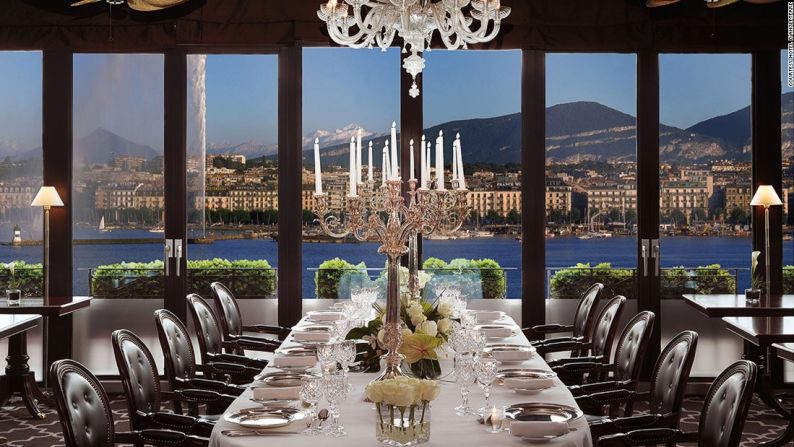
[417,380,440,402]
[380,381,403,406]
[365,382,384,403]
[437,301,453,317]
[416,320,438,337]
[392,383,417,407]
[437,318,452,334]
[401,328,414,339]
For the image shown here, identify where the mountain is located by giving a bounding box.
[207,141,278,158]
[72,128,159,166]
[302,123,387,150]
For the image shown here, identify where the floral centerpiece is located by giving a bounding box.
[366,377,440,446]
[348,267,454,379]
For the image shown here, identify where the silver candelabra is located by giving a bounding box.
[314,177,469,379]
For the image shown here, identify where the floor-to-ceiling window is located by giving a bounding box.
[185,54,279,302]
[545,54,638,301]
[301,47,400,299]
[421,50,521,300]
[783,49,793,292]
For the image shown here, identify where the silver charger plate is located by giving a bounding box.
[483,344,536,363]
[224,408,305,429]
[275,346,316,356]
[496,368,557,384]
[249,398,297,408]
[263,373,307,388]
[292,325,333,333]
[506,403,582,441]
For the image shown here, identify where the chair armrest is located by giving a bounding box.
[148,412,214,437]
[207,352,268,369]
[176,377,244,396]
[536,340,590,355]
[116,429,209,447]
[242,324,290,339]
[568,379,630,397]
[223,338,280,353]
[547,356,601,368]
[553,361,604,376]
[576,388,640,408]
[524,324,574,335]
[597,428,697,446]
[164,388,236,407]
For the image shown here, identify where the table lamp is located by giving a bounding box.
[750,185,783,296]
[31,186,64,303]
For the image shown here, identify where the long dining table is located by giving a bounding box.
[209,313,592,447]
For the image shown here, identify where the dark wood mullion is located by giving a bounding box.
[636,50,661,375]
[42,49,73,366]
[401,52,423,265]
[163,49,188,322]
[521,50,545,332]
[277,44,303,326]
[751,51,783,295]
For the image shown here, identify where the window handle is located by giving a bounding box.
[164,239,173,277]
[174,239,183,277]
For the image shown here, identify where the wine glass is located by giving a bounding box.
[323,373,349,437]
[317,342,337,374]
[474,356,499,415]
[299,376,324,436]
[454,354,477,416]
[331,319,350,342]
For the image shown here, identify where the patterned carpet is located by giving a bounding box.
[0,395,789,446]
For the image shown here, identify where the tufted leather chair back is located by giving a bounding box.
[111,329,161,429]
[154,309,198,388]
[50,359,115,447]
[211,282,244,339]
[613,311,655,382]
[698,360,757,447]
[572,283,604,340]
[186,294,225,364]
[589,296,625,359]
[649,330,698,416]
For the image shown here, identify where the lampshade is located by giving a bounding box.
[750,185,783,207]
[31,186,64,207]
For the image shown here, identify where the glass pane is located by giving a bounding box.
[422,50,521,301]
[302,47,400,299]
[782,50,793,293]
[0,51,43,295]
[545,54,637,301]
[186,54,278,301]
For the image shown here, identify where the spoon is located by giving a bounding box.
[221,429,301,437]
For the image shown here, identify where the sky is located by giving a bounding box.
[0,50,791,152]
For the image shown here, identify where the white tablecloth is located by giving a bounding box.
[209,316,592,447]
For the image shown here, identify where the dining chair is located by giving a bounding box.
[186,294,276,370]
[211,281,291,354]
[112,328,232,435]
[566,311,656,418]
[580,330,699,443]
[544,295,626,384]
[154,309,253,414]
[597,360,757,447]
[50,359,208,447]
[523,283,604,356]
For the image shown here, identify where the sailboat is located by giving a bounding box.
[98,216,111,233]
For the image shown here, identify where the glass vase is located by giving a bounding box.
[6,289,21,305]
[376,403,431,447]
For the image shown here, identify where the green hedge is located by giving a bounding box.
[314,258,368,299]
[422,257,506,299]
[91,258,276,298]
[549,262,737,299]
[0,262,43,297]
[785,266,794,294]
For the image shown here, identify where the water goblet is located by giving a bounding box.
[322,373,349,437]
[299,376,324,436]
[474,356,499,415]
[317,342,337,374]
[453,354,477,416]
[331,319,350,342]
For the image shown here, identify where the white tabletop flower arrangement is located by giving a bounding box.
[366,377,440,446]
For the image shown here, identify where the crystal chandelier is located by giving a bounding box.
[317,0,511,98]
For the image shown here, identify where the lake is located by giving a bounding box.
[2,226,791,297]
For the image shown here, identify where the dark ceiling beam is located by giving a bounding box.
[0,0,786,52]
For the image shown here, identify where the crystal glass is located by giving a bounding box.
[453,354,477,416]
[474,356,499,414]
[331,319,351,342]
[323,373,349,437]
[300,376,324,436]
[317,342,337,374]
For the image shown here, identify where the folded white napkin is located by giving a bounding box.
[476,310,503,323]
[272,354,317,368]
[510,420,569,438]
[478,326,513,338]
[503,377,555,390]
[490,349,532,363]
[252,386,300,401]
[293,331,331,342]
[306,311,344,321]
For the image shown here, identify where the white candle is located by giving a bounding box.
[368,141,374,182]
[356,129,363,185]
[451,136,458,182]
[456,133,466,190]
[436,131,445,190]
[349,137,357,197]
[426,141,432,188]
[382,142,389,185]
[390,121,398,179]
[313,138,323,194]
[409,139,415,180]
[419,135,426,188]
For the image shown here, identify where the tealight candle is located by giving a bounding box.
[485,406,505,433]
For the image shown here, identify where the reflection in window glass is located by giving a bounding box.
[186,54,279,299]
[422,50,521,300]
[545,54,637,299]
[302,48,400,298]
[0,51,43,296]
[72,54,165,297]
[782,50,793,292]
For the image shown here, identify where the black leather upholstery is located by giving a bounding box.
[51,360,114,447]
[211,282,243,337]
[698,360,757,447]
[111,330,161,418]
[591,296,626,359]
[613,312,655,382]
[572,283,605,339]
[154,309,198,384]
[648,330,698,416]
[186,294,225,363]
